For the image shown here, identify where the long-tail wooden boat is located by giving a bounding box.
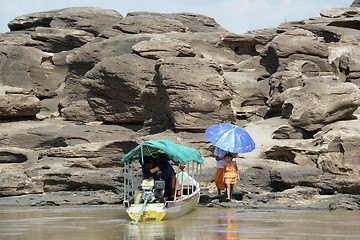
[121,140,204,223]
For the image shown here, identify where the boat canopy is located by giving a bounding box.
[121,139,204,165]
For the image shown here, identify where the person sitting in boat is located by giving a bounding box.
[141,153,175,201]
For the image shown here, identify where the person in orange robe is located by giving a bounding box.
[223,152,239,201]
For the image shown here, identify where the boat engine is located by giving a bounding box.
[141,179,165,203]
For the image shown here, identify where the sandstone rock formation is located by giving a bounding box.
[1,3,360,209]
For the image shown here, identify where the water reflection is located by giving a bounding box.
[216,211,240,240]
[1,206,360,240]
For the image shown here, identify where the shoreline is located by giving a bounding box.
[1,189,359,211]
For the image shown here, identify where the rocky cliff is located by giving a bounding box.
[0,3,360,210]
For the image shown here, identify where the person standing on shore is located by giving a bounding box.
[223,152,239,201]
[214,147,226,196]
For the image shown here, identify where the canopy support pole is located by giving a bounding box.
[192,161,194,194]
[131,162,134,197]
[181,166,184,199]
[124,162,127,201]
[173,165,180,200]
[196,163,199,186]
[136,160,139,198]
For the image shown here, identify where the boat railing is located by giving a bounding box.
[123,160,202,204]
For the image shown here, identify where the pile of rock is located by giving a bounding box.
[0,2,360,209]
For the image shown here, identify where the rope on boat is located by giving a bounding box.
[134,198,148,224]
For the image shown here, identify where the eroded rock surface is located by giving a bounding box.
[1,3,360,209]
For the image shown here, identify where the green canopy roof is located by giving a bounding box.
[121,140,204,165]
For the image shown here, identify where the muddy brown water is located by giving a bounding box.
[1,205,360,240]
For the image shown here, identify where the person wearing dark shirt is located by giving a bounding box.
[141,153,175,200]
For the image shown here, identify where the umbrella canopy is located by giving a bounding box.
[121,139,204,165]
[205,123,255,153]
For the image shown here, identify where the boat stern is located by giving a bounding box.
[125,203,167,222]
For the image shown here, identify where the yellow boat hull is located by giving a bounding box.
[125,192,200,222]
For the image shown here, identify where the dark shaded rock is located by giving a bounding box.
[272,125,309,139]
[0,151,27,163]
[199,194,211,204]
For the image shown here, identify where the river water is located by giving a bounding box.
[1,205,360,240]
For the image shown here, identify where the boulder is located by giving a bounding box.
[277,6,360,43]
[4,7,122,53]
[0,31,46,48]
[271,77,360,131]
[0,28,95,53]
[38,140,139,168]
[337,45,360,86]
[115,14,186,34]
[269,164,323,192]
[272,125,309,139]
[0,191,122,206]
[0,170,39,197]
[132,36,196,59]
[82,54,156,123]
[141,57,235,131]
[315,118,360,175]
[268,57,333,107]
[320,8,360,18]
[0,119,141,150]
[58,34,154,121]
[164,32,247,71]
[0,85,41,118]
[25,165,123,193]
[0,45,66,98]
[223,72,269,120]
[8,7,123,36]
[219,29,277,57]
[30,27,95,52]
[262,29,328,58]
[114,12,228,34]
[265,143,319,168]
[260,29,329,74]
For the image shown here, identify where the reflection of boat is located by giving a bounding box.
[121,140,204,223]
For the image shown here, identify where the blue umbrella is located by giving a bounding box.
[205,123,255,153]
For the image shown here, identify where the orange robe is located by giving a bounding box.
[223,162,238,184]
[215,168,225,190]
